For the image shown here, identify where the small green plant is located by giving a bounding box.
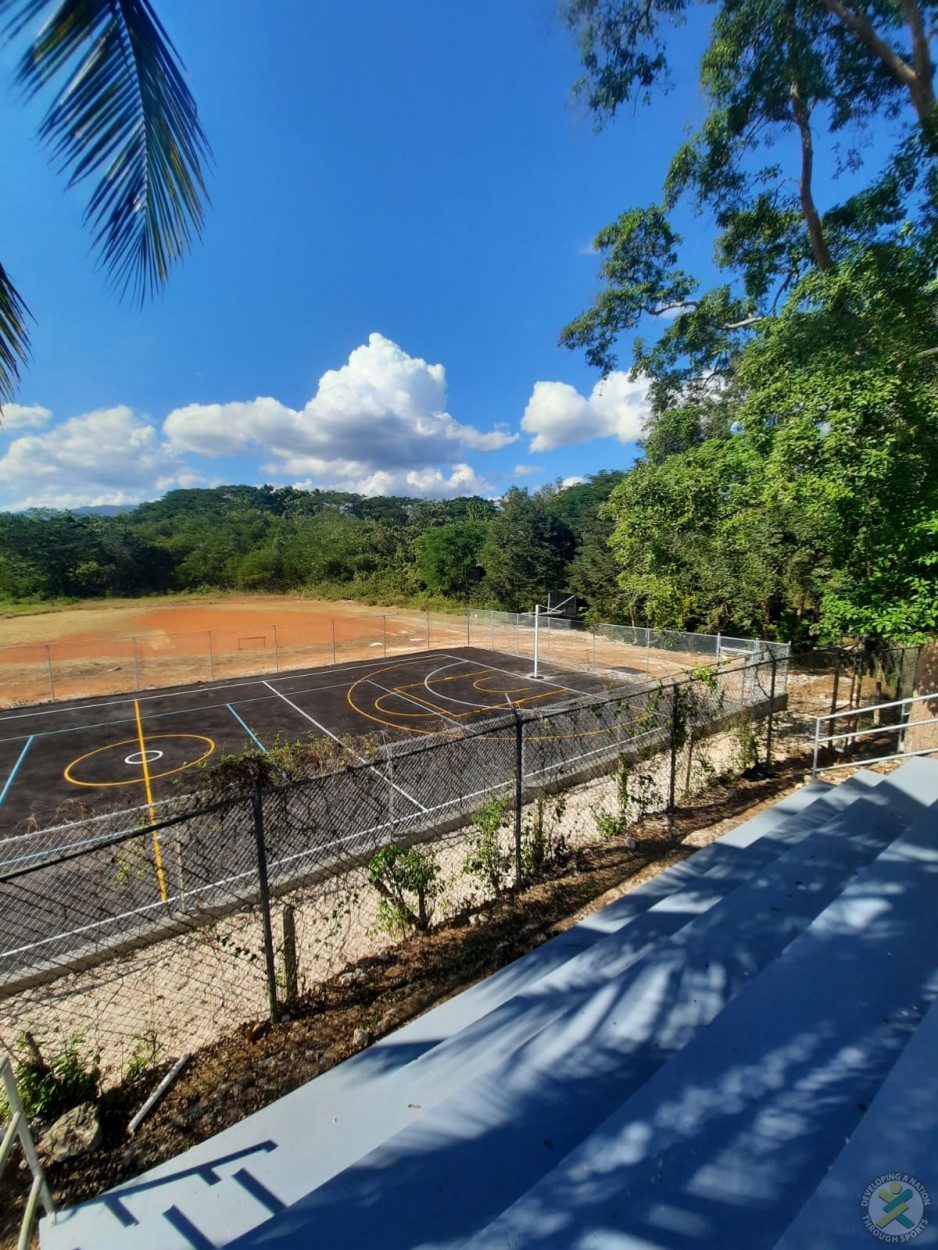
[733,717,760,772]
[114,835,152,886]
[463,796,512,897]
[368,842,440,937]
[593,806,629,838]
[125,1030,161,1081]
[8,1029,100,1121]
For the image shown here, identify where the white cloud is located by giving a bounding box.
[0,406,199,510]
[521,372,650,452]
[164,334,517,482]
[293,462,492,499]
[1,403,53,431]
[561,476,586,488]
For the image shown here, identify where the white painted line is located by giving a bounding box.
[261,682,427,813]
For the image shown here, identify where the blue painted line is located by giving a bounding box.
[0,735,34,808]
[227,704,267,753]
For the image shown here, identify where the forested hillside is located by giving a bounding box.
[0,476,626,620]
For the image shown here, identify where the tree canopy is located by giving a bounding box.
[560,0,938,644]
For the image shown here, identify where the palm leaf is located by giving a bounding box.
[2,0,211,301]
[0,263,31,405]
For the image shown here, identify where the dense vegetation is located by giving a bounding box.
[0,475,627,619]
[559,0,938,646]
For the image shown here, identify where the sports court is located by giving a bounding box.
[0,647,618,834]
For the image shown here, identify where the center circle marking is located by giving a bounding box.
[124,750,164,766]
[65,734,215,788]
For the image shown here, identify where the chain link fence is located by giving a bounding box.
[0,650,786,1090]
[0,607,784,707]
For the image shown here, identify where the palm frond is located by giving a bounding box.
[0,263,32,406]
[2,0,212,301]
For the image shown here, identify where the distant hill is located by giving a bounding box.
[72,504,138,517]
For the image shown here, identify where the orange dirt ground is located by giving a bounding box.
[0,596,458,707]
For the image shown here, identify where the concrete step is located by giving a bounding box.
[210,765,938,1249]
[459,784,938,1249]
[772,966,938,1248]
[36,772,892,1250]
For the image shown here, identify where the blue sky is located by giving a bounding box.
[0,0,878,511]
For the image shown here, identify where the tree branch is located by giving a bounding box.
[790,78,835,272]
[820,0,935,124]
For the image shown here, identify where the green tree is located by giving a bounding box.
[560,0,938,645]
[1,0,210,401]
[480,487,576,610]
[414,520,488,599]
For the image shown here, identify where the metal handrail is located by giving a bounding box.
[811,690,938,777]
[1,1057,55,1250]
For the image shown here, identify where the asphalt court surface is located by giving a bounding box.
[0,647,614,835]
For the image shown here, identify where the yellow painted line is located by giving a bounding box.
[135,699,167,904]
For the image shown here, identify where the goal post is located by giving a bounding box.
[531,593,578,679]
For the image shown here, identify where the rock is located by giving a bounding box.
[41,1103,102,1163]
[377,1006,402,1033]
[352,1027,371,1050]
[338,968,368,986]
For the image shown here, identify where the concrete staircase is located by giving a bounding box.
[41,758,938,1250]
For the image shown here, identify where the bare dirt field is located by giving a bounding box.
[0,594,698,708]
[0,595,467,707]
[0,594,412,649]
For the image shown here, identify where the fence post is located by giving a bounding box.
[765,652,778,767]
[812,717,822,778]
[466,607,471,645]
[331,619,337,665]
[382,615,388,658]
[132,636,141,690]
[668,688,681,813]
[251,788,280,1024]
[829,649,842,716]
[514,710,524,887]
[273,624,280,673]
[207,631,215,681]
[282,904,298,1002]
[426,611,431,650]
[45,644,56,701]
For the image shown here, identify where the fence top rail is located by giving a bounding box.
[813,688,938,726]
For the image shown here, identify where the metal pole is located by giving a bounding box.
[668,689,681,813]
[45,644,56,701]
[132,636,140,691]
[765,653,777,767]
[533,605,541,679]
[426,611,431,651]
[174,829,186,911]
[490,614,495,652]
[207,631,215,681]
[830,650,841,716]
[812,717,822,778]
[592,630,596,671]
[282,905,298,1002]
[383,615,387,658]
[251,789,280,1024]
[466,607,470,646]
[273,624,280,673]
[332,619,337,665]
[514,709,523,887]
